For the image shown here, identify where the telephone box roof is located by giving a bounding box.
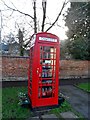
[30,32,60,44]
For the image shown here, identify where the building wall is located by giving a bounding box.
[2,56,89,81]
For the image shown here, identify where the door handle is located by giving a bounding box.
[37,68,39,74]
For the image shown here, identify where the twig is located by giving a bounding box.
[45,0,68,32]
[1,0,34,19]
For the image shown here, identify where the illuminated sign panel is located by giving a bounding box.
[39,37,57,42]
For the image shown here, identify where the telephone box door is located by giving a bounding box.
[36,43,59,107]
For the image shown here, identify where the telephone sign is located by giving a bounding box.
[39,37,57,42]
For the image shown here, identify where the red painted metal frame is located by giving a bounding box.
[28,32,60,108]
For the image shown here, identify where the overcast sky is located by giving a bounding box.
[0,0,71,41]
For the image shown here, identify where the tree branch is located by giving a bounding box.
[45,0,68,32]
[1,0,34,19]
[41,1,47,32]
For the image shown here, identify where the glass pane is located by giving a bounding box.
[42,86,52,98]
[50,47,56,53]
[40,46,56,53]
[42,69,52,78]
[42,60,52,65]
[43,46,50,52]
[43,53,56,59]
[54,54,56,59]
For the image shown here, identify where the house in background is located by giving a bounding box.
[1,42,20,56]
[1,42,29,56]
[0,43,9,55]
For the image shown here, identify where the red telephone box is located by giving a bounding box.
[28,32,60,108]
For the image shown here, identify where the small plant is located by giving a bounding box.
[18,92,30,106]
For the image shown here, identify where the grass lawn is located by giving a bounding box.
[77,82,90,92]
[2,87,32,119]
[2,87,84,119]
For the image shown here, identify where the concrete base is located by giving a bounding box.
[30,96,65,112]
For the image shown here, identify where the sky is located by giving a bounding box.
[0,0,71,42]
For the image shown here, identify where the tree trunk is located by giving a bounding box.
[33,1,37,33]
[18,29,24,56]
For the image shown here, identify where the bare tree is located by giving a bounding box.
[1,0,69,56]
[1,0,68,33]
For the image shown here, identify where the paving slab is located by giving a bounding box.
[60,111,78,119]
[41,114,59,120]
[60,85,89,119]
[27,116,40,120]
